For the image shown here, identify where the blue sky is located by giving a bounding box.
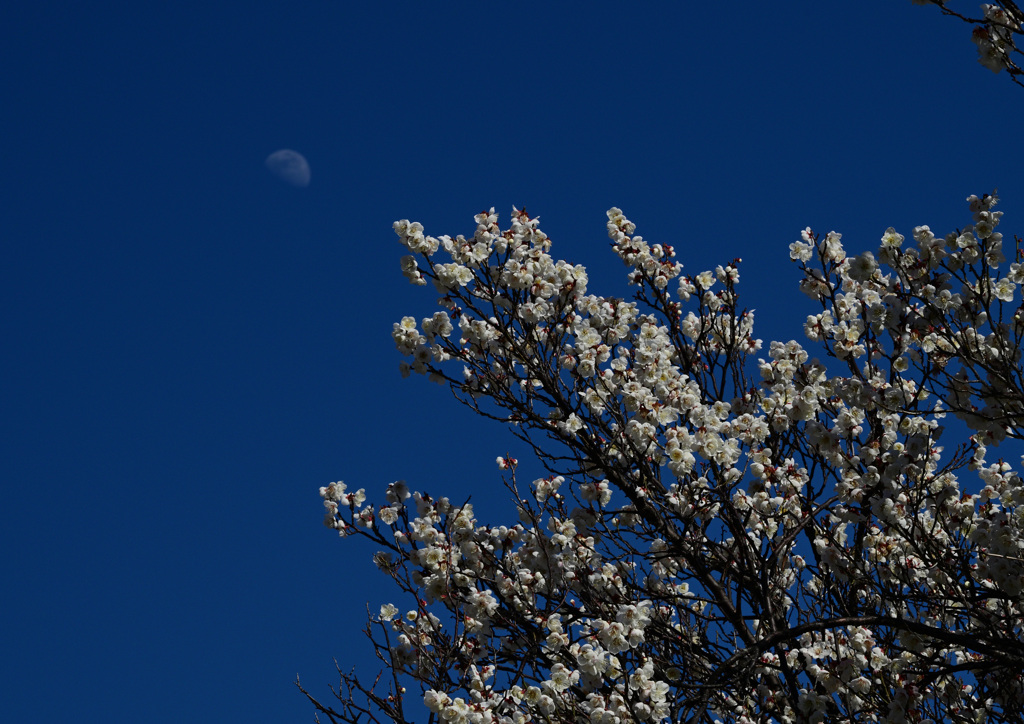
[4,2,1024,722]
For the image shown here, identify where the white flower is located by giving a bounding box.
[847,251,877,282]
[993,277,1015,302]
[880,227,904,249]
[694,270,715,290]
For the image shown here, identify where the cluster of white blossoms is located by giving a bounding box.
[972,4,1022,73]
[913,1,1024,76]
[312,195,1024,723]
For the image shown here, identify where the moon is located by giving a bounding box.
[265,149,310,187]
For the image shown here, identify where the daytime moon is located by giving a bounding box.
[265,149,310,187]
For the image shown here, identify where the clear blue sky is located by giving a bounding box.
[4,2,1024,722]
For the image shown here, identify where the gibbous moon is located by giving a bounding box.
[265,149,310,187]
